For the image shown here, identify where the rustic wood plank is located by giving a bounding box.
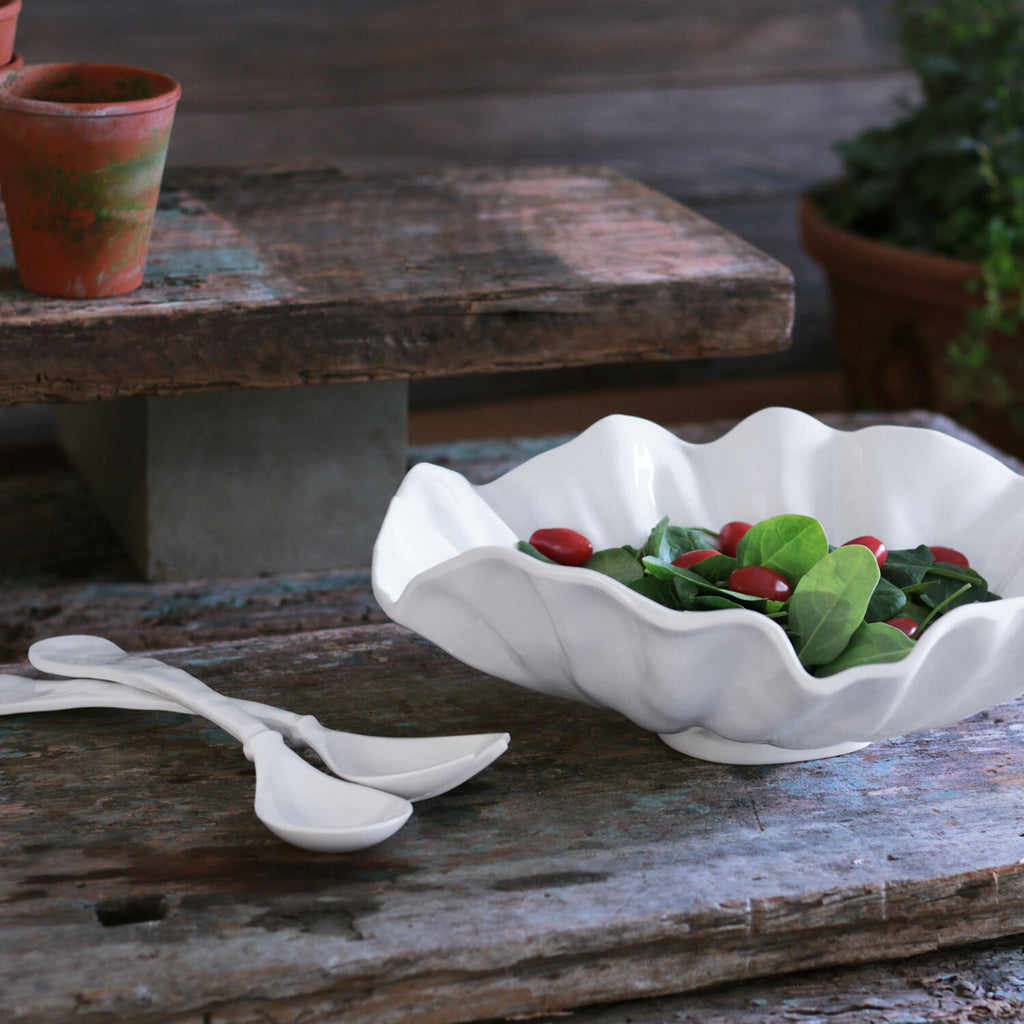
[4,624,1024,1023]
[499,937,1024,1022]
[14,0,900,113]
[0,164,793,405]
[409,194,841,415]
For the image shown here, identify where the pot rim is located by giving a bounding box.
[798,195,983,308]
[0,0,21,18]
[0,62,181,117]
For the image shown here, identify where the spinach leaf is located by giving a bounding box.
[881,545,935,587]
[643,517,719,561]
[787,544,880,668]
[736,514,829,585]
[586,547,645,585]
[517,540,556,563]
[685,594,750,611]
[628,575,679,607]
[642,557,769,608]
[864,576,907,622]
[918,563,988,611]
[642,517,671,558]
[687,553,737,586]
[814,621,917,677]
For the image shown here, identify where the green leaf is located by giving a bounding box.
[814,621,917,677]
[918,563,988,610]
[641,557,766,607]
[642,517,671,559]
[881,545,936,588]
[642,517,719,562]
[864,576,908,622]
[628,575,679,607]
[517,540,555,563]
[787,545,881,668]
[684,595,748,611]
[585,547,644,585]
[736,514,830,585]
[686,553,737,586]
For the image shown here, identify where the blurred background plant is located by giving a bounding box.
[808,0,1024,445]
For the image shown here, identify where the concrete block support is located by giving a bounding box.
[56,381,408,581]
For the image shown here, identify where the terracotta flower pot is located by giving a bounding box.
[798,197,1024,455]
[0,62,180,298]
[0,0,20,67]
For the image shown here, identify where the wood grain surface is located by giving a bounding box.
[0,165,792,405]
[4,624,1024,1024]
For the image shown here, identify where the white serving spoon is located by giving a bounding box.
[0,673,508,801]
[27,636,414,853]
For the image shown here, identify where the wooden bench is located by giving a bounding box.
[3,412,1024,1024]
[1,163,793,580]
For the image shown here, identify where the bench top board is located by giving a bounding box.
[0,164,793,405]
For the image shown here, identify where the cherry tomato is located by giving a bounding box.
[718,521,752,558]
[528,527,593,566]
[672,549,719,569]
[842,535,888,569]
[728,565,792,601]
[886,616,920,638]
[929,545,969,567]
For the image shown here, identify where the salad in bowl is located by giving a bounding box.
[371,409,1024,763]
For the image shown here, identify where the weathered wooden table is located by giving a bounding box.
[3,413,1024,1024]
[0,163,793,580]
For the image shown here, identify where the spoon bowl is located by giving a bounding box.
[245,731,411,852]
[28,635,414,851]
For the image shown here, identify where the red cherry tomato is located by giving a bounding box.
[672,549,719,569]
[528,527,593,567]
[842,535,888,569]
[728,565,792,601]
[886,616,920,638]
[929,545,969,567]
[718,521,752,558]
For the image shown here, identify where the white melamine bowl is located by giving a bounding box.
[372,409,1024,763]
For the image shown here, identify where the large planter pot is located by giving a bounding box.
[0,62,180,298]
[799,196,1024,457]
[0,0,20,67]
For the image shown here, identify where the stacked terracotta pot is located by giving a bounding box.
[0,3,180,298]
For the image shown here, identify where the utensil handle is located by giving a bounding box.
[232,698,306,740]
[111,658,269,746]
[29,637,269,747]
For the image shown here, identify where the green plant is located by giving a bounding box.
[809,0,1024,368]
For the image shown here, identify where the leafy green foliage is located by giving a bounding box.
[815,621,917,677]
[787,545,880,668]
[735,514,829,585]
[516,513,998,677]
[809,0,1024,349]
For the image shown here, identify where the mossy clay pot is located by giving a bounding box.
[0,62,180,298]
[0,0,20,67]
[0,51,23,85]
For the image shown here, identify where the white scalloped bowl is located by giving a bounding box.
[371,409,1024,763]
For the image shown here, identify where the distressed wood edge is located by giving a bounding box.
[0,280,793,405]
[20,864,1012,1024]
